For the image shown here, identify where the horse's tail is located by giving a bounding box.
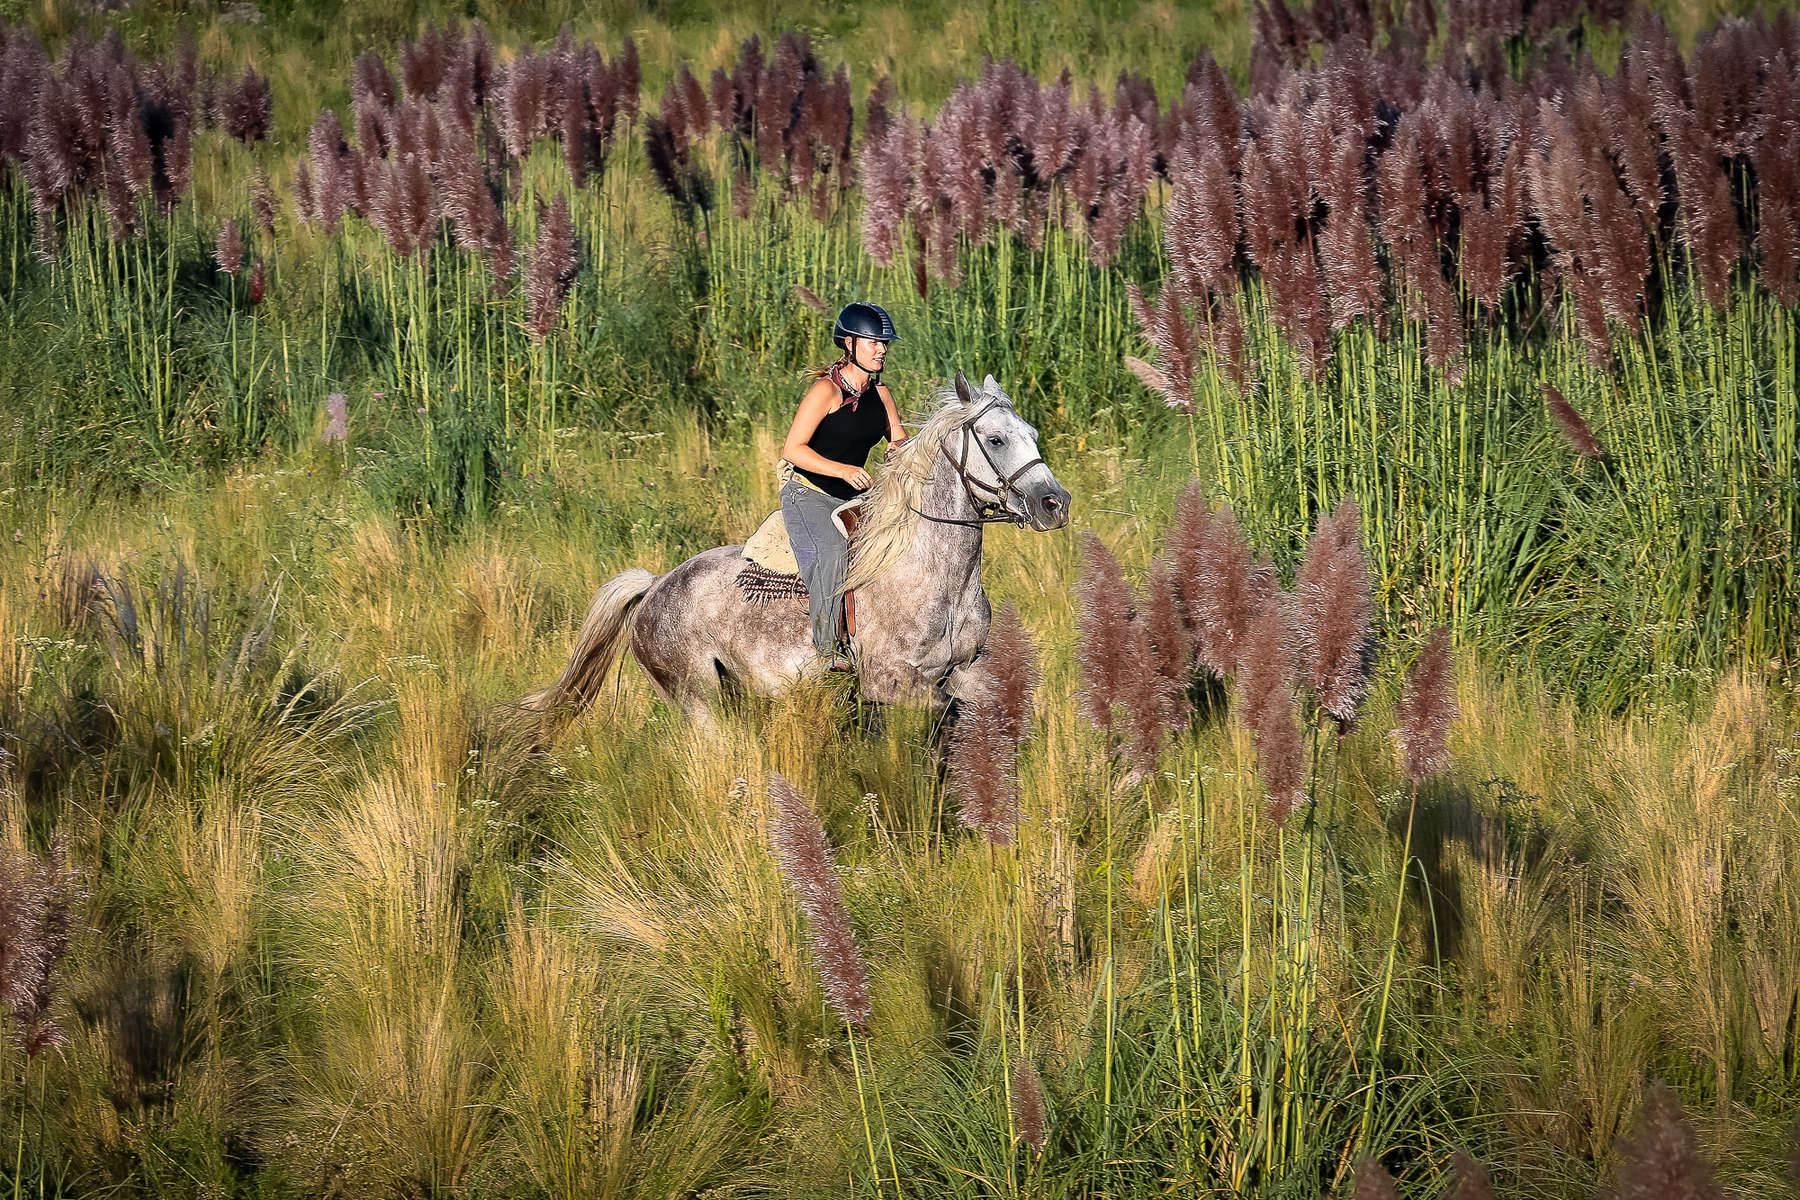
[520,568,656,722]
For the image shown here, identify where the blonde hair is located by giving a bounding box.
[800,355,847,383]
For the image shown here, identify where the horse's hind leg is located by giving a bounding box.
[633,625,724,731]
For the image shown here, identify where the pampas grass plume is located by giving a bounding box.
[1450,1149,1494,1200]
[1187,504,1271,679]
[1075,532,1134,732]
[1296,498,1375,726]
[215,217,243,275]
[1124,354,1174,402]
[1239,593,1306,824]
[1609,1081,1723,1200]
[766,772,872,1027]
[2,833,79,1057]
[948,679,1019,845]
[1544,383,1604,457]
[525,193,578,344]
[1012,1056,1048,1153]
[1394,625,1456,783]
[984,599,1038,746]
[1352,1158,1400,1200]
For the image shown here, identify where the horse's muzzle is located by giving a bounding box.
[1025,482,1072,531]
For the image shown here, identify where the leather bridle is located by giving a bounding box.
[909,398,1047,528]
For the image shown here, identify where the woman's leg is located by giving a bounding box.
[780,482,850,655]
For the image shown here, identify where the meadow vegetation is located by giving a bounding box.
[3,0,1800,1196]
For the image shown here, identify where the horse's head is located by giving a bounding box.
[947,372,1072,531]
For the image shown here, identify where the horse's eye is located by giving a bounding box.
[988,435,1004,446]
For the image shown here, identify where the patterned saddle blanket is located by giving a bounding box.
[735,499,864,604]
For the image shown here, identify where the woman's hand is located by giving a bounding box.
[841,465,872,491]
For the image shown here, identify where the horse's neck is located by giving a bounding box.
[867,444,985,600]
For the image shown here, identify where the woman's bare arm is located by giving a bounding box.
[782,378,855,481]
[877,384,907,451]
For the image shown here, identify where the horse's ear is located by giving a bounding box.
[953,370,975,406]
[982,373,1002,399]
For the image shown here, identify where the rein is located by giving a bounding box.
[906,397,1045,528]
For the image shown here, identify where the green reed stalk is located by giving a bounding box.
[1360,780,1418,1149]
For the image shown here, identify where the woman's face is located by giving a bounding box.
[848,336,889,372]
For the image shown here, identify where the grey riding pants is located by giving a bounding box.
[779,479,850,655]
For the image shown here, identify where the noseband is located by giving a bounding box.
[911,398,1047,528]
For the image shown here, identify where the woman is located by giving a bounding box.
[780,301,908,666]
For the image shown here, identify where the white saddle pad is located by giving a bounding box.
[742,494,865,575]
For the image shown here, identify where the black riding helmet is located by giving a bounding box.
[831,301,897,383]
[833,301,899,348]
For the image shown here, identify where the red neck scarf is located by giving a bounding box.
[829,363,871,412]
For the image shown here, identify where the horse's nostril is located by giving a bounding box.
[1044,496,1060,509]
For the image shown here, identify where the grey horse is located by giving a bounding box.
[523,372,1071,729]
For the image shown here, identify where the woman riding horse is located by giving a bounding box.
[779,301,907,669]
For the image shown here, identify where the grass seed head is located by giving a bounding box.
[1543,383,1604,457]
[948,678,1019,845]
[1239,591,1306,824]
[1075,531,1135,732]
[1187,503,1272,679]
[1012,1056,1048,1153]
[984,599,1039,746]
[525,193,578,343]
[1296,498,1375,726]
[1394,625,1456,783]
[1352,1158,1400,1200]
[765,772,871,1028]
[215,218,243,275]
[1450,1149,1494,1200]
[1609,1081,1723,1200]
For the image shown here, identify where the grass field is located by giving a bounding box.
[3,0,1800,1196]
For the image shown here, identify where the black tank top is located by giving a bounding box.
[798,369,887,501]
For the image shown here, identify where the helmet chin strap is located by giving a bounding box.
[844,340,882,386]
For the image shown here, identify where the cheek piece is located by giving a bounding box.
[909,398,1048,528]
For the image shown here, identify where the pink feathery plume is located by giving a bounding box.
[401,23,450,101]
[1187,504,1274,679]
[219,67,271,144]
[766,772,872,1027]
[1352,1159,1400,1200]
[1393,626,1456,784]
[1450,1150,1495,1200]
[1543,383,1604,457]
[863,74,894,147]
[1169,478,1212,633]
[1012,1056,1048,1153]
[1238,592,1307,825]
[1125,280,1196,412]
[1754,56,1800,307]
[322,392,348,444]
[308,110,347,234]
[293,158,317,226]
[1143,551,1195,720]
[1075,531,1136,733]
[948,673,1020,845]
[2,833,80,1058]
[984,600,1039,747]
[1295,499,1375,726]
[250,167,277,236]
[105,65,152,196]
[525,193,579,344]
[214,218,243,275]
[1609,1082,1723,1200]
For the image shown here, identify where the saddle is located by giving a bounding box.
[737,494,864,638]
